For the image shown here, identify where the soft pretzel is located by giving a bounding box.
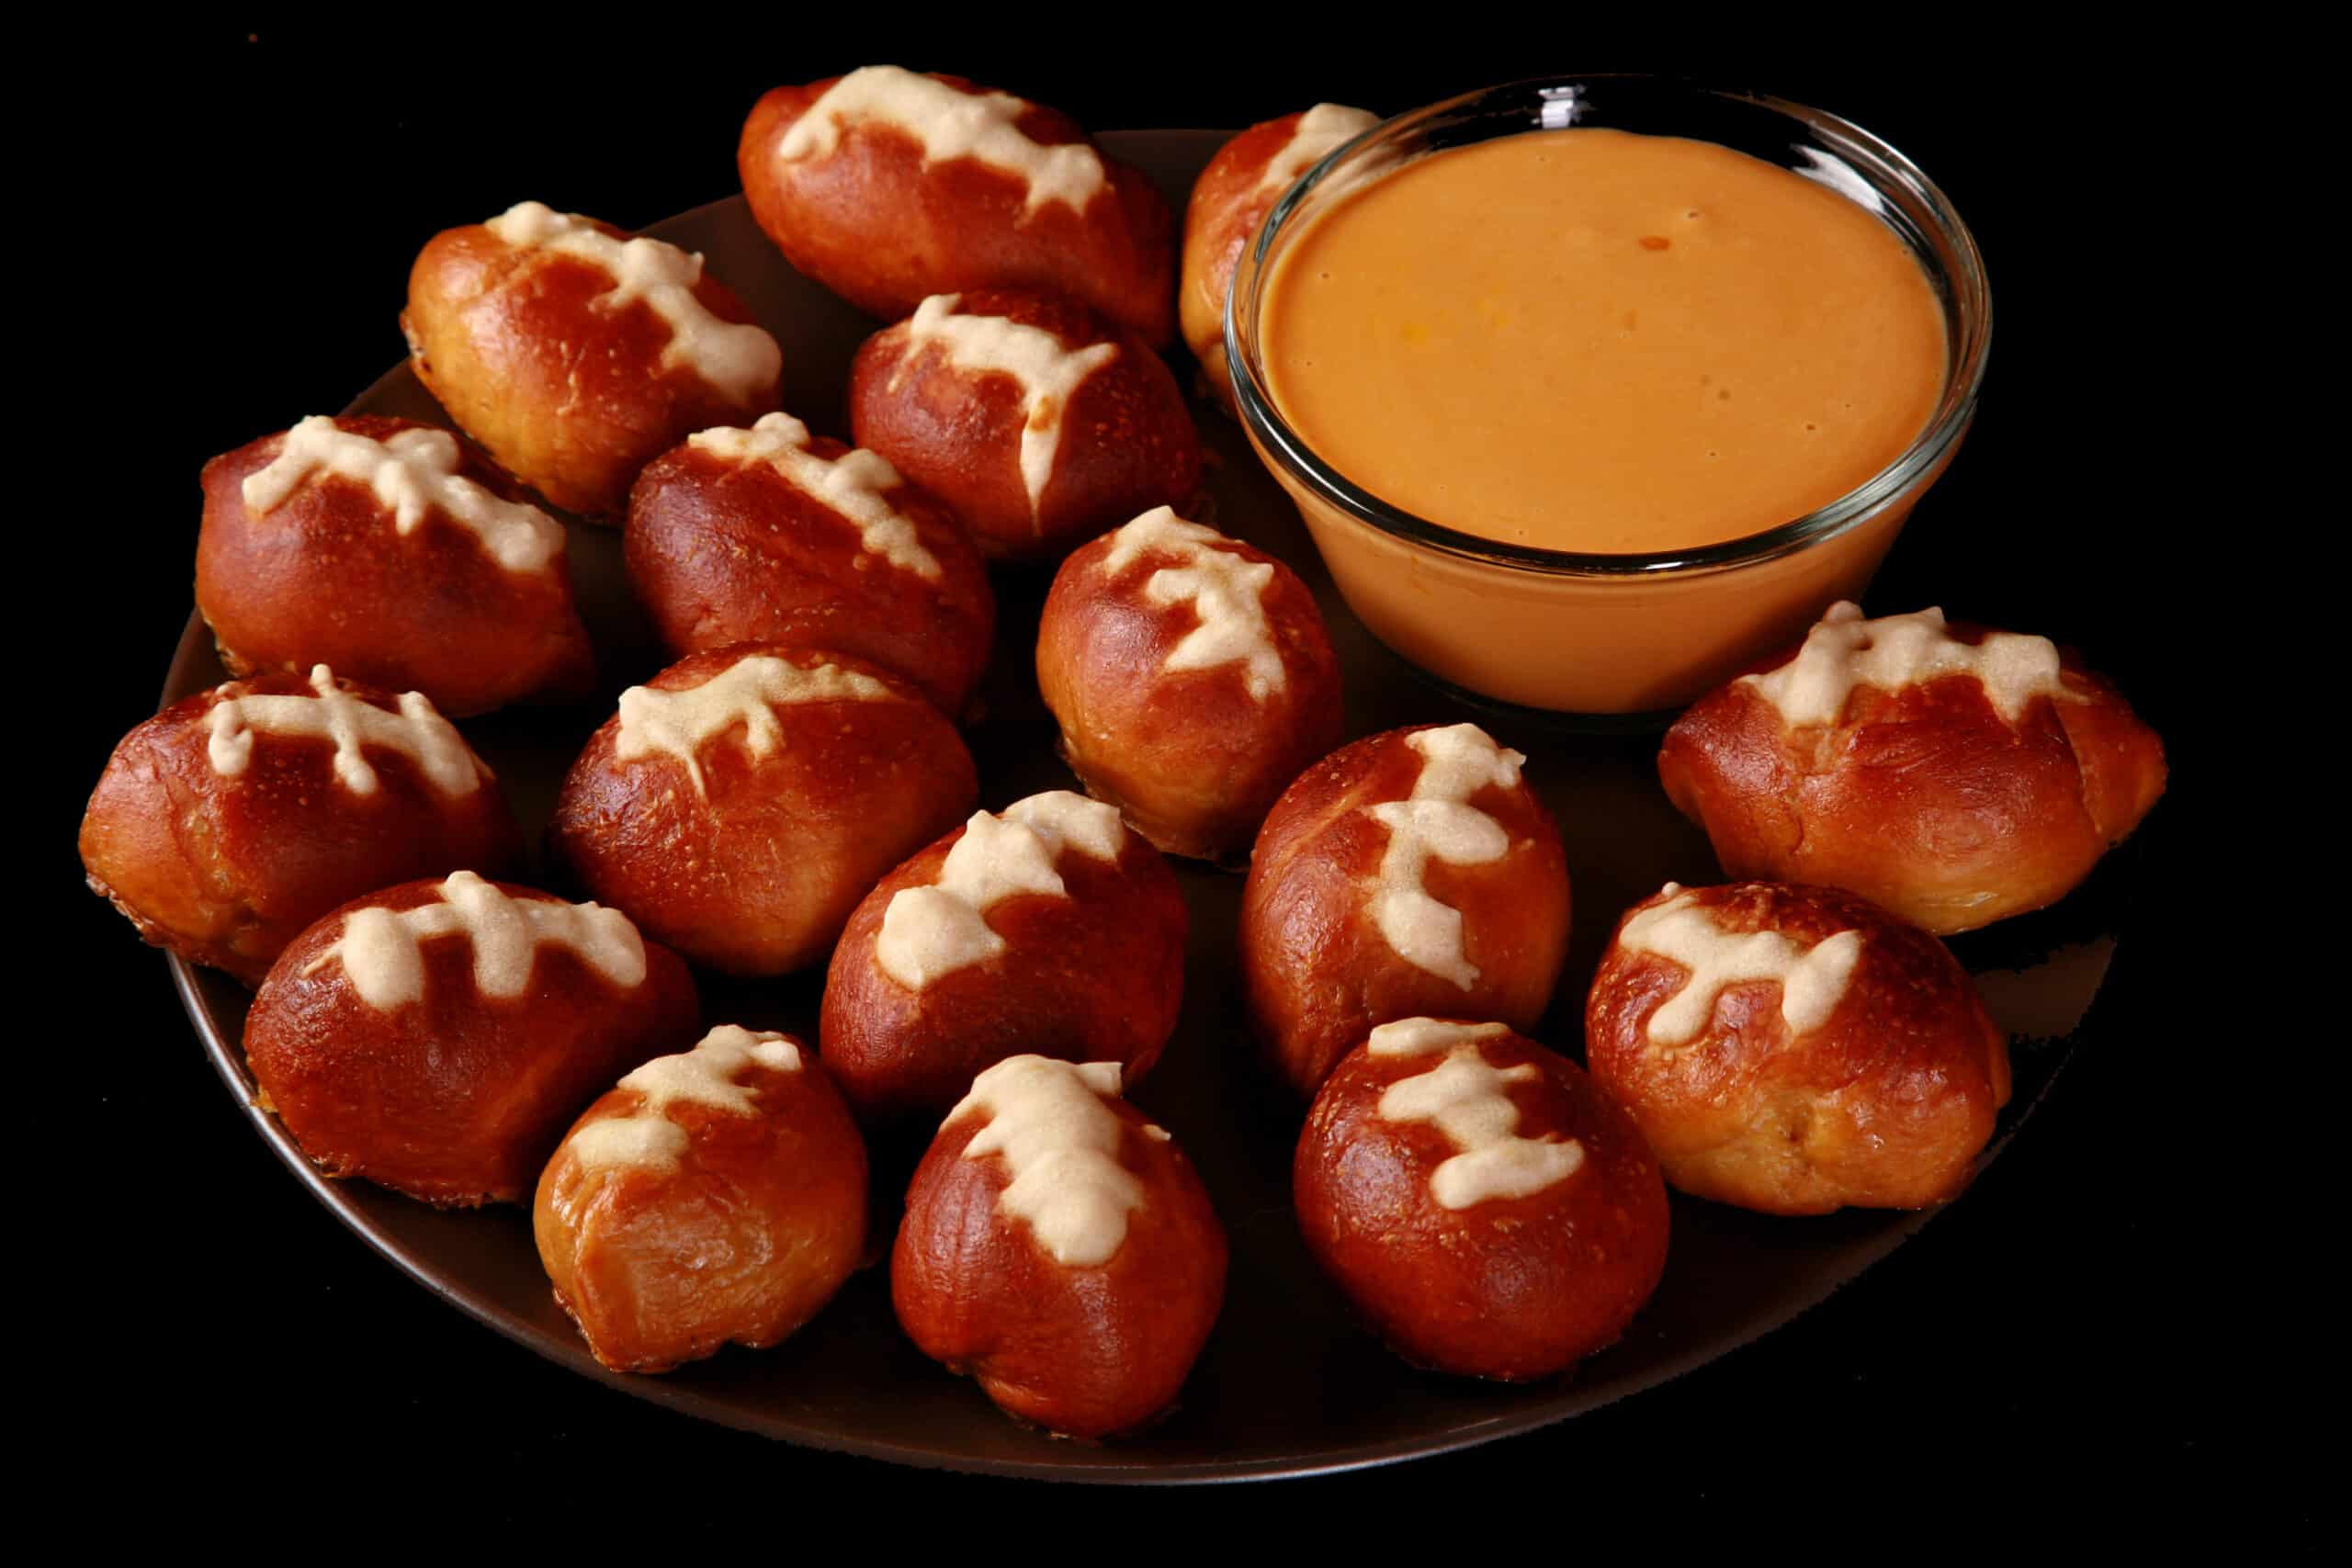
[1295,1019,1668,1380]
[1036,507,1342,859]
[551,644,977,977]
[1657,602,2166,933]
[738,66,1175,344]
[536,1025,866,1372]
[1181,104,1378,408]
[80,666,519,984]
[198,414,594,717]
[1585,880,2010,1213]
[403,202,782,517]
[848,288,1199,562]
[891,1056,1225,1438]
[625,412,995,716]
[1240,723,1571,1095]
[244,873,701,1207]
[820,791,1186,1122]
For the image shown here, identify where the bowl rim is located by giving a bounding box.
[1224,73,1994,579]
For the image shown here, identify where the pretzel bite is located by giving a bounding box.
[1182,105,1378,408]
[402,201,783,517]
[245,873,701,1207]
[1585,881,2011,1214]
[550,644,977,977]
[1240,724,1570,1097]
[1295,1019,1668,1381]
[820,791,1186,1123]
[847,288,1200,562]
[1658,602,2167,934]
[1036,508,1342,859]
[625,413,995,716]
[198,414,594,717]
[891,1056,1226,1438]
[536,1026,867,1373]
[738,66,1176,345]
[80,667,519,985]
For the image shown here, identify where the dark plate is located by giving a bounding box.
[164,129,2126,1483]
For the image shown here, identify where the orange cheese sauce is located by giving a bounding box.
[1261,129,1947,553]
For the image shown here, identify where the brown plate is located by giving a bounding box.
[165,129,2127,1482]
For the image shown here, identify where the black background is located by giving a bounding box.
[60,23,2253,1537]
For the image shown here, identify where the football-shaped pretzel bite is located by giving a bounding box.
[1585,880,2011,1213]
[625,412,995,716]
[848,288,1199,562]
[80,666,519,984]
[245,873,701,1207]
[403,201,783,517]
[198,414,594,717]
[536,1025,867,1373]
[739,66,1175,344]
[1240,723,1571,1096]
[1295,1019,1669,1381]
[1036,508,1342,859]
[1182,104,1378,408]
[820,791,1186,1122]
[551,644,977,977]
[1658,602,2166,933]
[892,1055,1226,1438]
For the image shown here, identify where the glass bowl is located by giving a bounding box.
[1226,74,1992,722]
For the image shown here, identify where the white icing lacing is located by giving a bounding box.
[206,664,485,797]
[893,293,1119,529]
[1369,1018,1584,1210]
[1364,1018,1510,1058]
[615,653,895,798]
[948,1056,1143,1268]
[1743,602,2079,728]
[1255,103,1379,197]
[242,416,563,575]
[1366,725,1526,990]
[777,65,1106,216]
[305,870,646,1010]
[483,202,782,406]
[688,413,942,580]
[1619,885,1864,1047]
[1100,508,1284,700]
[569,1025,804,1173]
[875,791,1126,990]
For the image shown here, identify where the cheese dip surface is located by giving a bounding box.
[1261,128,1947,554]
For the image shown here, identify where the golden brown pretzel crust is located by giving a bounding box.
[738,73,1175,345]
[1036,522,1342,859]
[1657,621,2166,934]
[244,879,702,1207]
[1239,726,1572,1097]
[1584,881,2011,1214]
[197,415,594,719]
[535,1043,868,1373]
[1295,1024,1669,1381]
[79,671,521,986]
[401,214,780,518]
[820,820,1188,1123]
[847,288,1200,562]
[1180,110,1325,409]
[624,434,995,717]
[891,1092,1226,1438]
[549,644,978,978]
